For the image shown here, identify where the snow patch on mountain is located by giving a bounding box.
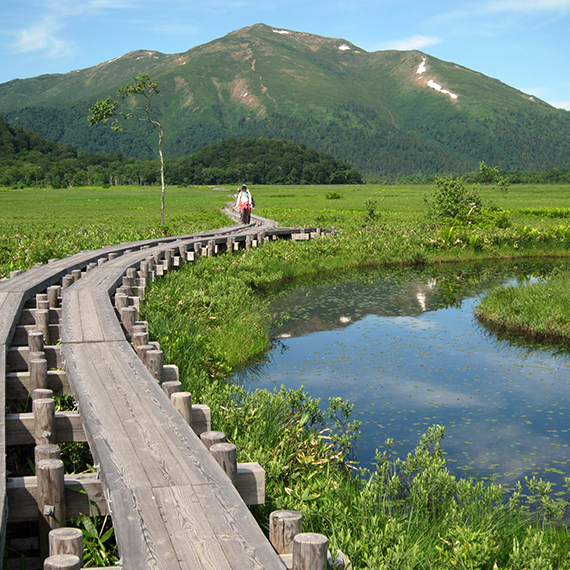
[339,45,350,51]
[273,29,290,35]
[416,56,458,101]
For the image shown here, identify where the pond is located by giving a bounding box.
[233,259,570,490]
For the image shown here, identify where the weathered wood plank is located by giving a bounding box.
[0,291,24,347]
[108,486,180,570]
[6,411,86,445]
[7,345,62,372]
[6,370,69,399]
[12,324,61,347]
[0,345,7,563]
[7,473,108,522]
[151,485,232,570]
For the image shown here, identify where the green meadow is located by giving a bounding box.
[4,182,570,569]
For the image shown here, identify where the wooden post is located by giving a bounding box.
[292,533,328,570]
[37,459,66,559]
[47,285,61,309]
[164,249,173,269]
[44,554,82,570]
[35,308,51,345]
[207,240,215,257]
[36,444,61,464]
[210,442,238,487]
[108,252,118,261]
[194,241,202,258]
[33,388,54,401]
[61,275,74,290]
[49,527,83,564]
[145,349,163,383]
[131,331,149,349]
[71,269,82,282]
[270,510,303,555]
[171,392,192,426]
[29,329,45,353]
[200,430,226,450]
[246,235,252,250]
[30,357,49,393]
[115,292,129,311]
[120,306,138,335]
[34,397,56,444]
[161,380,182,399]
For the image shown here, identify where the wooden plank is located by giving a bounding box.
[192,481,285,570]
[0,345,7,563]
[17,308,61,327]
[0,291,24,347]
[7,345,61,372]
[11,324,61,346]
[6,411,86,445]
[151,485,232,570]
[61,342,155,492]
[7,473,108,522]
[108,486,180,570]
[6,370,69,399]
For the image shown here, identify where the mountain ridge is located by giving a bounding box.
[1,23,568,177]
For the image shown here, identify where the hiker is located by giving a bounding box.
[236,184,254,224]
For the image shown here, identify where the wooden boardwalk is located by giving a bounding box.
[1,214,321,569]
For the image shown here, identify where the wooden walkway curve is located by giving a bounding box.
[0,210,321,569]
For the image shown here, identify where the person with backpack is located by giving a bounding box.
[235,184,254,224]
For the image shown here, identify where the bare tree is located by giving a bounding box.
[88,74,167,225]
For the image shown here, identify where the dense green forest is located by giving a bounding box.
[0,119,362,187]
[3,116,570,188]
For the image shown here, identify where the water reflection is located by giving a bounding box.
[233,260,570,489]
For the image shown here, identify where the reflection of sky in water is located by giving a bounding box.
[235,262,570,489]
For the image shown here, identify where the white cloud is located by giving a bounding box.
[12,16,75,57]
[9,0,136,58]
[550,101,570,110]
[486,0,570,12]
[383,35,441,51]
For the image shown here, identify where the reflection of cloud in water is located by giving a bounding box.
[243,261,570,488]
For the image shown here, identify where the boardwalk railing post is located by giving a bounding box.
[145,349,163,383]
[34,397,56,445]
[37,459,66,559]
[43,554,82,570]
[171,392,192,426]
[49,527,84,564]
[210,442,238,487]
[270,510,303,555]
[292,533,328,570]
[162,380,182,399]
[200,430,226,450]
[36,444,61,465]
[35,308,51,345]
[30,357,49,393]
[47,285,61,309]
[29,329,45,354]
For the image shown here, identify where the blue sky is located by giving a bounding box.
[2,0,570,110]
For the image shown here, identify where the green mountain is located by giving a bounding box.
[1,23,569,177]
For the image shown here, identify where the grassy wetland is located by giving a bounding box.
[4,181,570,568]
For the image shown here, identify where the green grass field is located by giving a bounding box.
[5,182,570,568]
[2,182,570,278]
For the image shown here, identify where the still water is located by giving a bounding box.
[234,260,570,489]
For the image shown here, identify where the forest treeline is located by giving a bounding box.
[0,118,362,187]
[3,116,570,188]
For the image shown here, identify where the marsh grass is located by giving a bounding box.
[476,268,570,348]
[6,182,570,567]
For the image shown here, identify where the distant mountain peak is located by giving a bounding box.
[1,23,569,176]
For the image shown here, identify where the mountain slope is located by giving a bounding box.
[1,23,569,177]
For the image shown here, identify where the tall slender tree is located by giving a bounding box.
[88,74,167,225]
